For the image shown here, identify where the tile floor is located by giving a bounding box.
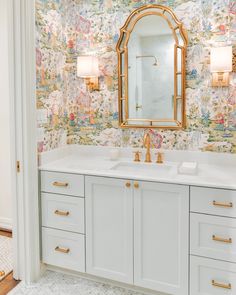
[8,271,147,295]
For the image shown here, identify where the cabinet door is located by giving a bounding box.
[134,181,189,295]
[85,176,133,284]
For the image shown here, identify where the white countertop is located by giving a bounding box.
[39,145,236,190]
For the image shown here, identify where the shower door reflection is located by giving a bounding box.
[128,15,175,122]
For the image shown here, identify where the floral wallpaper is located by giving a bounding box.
[36,0,236,153]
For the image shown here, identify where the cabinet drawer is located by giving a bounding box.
[190,256,236,295]
[41,171,84,197]
[42,227,85,272]
[191,187,236,218]
[191,213,236,263]
[41,193,84,234]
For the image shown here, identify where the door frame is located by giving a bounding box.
[8,0,41,282]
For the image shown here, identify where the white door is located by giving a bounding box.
[134,181,189,295]
[85,176,133,284]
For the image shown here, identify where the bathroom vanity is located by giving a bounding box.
[39,146,236,295]
[38,6,236,294]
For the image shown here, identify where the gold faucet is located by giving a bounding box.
[133,151,141,162]
[156,152,164,164]
[144,133,152,163]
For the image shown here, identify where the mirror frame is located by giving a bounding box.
[116,4,188,129]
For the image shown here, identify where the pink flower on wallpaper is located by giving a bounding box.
[218,24,226,35]
[69,113,75,121]
[76,16,91,34]
[67,39,75,49]
[215,113,225,124]
[36,48,42,67]
[149,130,163,149]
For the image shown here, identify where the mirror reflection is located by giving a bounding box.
[117,5,188,129]
[128,16,175,120]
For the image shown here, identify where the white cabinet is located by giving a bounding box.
[191,213,236,263]
[42,227,85,272]
[40,172,86,272]
[85,176,189,294]
[41,193,85,234]
[41,171,84,197]
[41,171,190,294]
[39,168,236,295]
[191,256,236,295]
[85,176,133,284]
[190,187,236,294]
[191,187,236,218]
[134,181,189,295]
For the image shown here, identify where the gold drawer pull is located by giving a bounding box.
[212,235,232,244]
[54,210,70,216]
[55,246,70,254]
[213,200,233,208]
[53,181,69,187]
[212,280,231,290]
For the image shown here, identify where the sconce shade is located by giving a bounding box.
[210,46,232,73]
[77,56,99,78]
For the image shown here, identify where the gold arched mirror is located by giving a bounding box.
[116,5,188,129]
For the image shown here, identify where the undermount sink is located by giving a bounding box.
[111,161,176,177]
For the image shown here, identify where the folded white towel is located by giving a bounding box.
[178,162,198,175]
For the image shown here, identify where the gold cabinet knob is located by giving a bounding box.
[156,152,164,164]
[133,151,141,162]
[126,182,131,188]
[134,182,139,189]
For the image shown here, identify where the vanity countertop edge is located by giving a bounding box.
[38,145,236,191]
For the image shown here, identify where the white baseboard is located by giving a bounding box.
[0,217,12,231]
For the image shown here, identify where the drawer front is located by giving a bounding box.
[190,256,236,295]
[41,193,84,234]
[42,227,85,272]
[191,213,236,263]
[191,187,236,218]
[41,171,84,197]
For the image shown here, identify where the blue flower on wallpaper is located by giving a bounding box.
[202,20,212,32]
[113,33,119,43]
[112,112,119,120]
[188,69,198,80]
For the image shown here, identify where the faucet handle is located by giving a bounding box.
[156,152,164,164]
[133,151,141,162]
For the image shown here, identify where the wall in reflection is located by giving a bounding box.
[140,35,174,119]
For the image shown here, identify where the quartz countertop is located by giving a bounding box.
[39,145,236,190]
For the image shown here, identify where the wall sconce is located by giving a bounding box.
[210,46,232,87]
[77,56,99,91]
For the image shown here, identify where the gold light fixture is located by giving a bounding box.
[77,55,99,91]
[210,46,232,87]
